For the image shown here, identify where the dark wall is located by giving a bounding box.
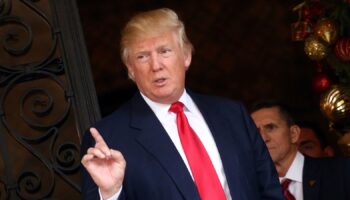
[77,0,324,125]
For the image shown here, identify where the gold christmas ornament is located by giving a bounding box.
[304,36,328,60]
[320,85,350,123]
[314,18,338,45]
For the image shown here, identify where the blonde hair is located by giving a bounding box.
[120,8,193,65]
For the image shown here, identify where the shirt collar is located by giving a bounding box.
[280,151,304,183]
[140,90,191,117]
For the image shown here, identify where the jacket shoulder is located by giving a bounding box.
[189,91,244,110]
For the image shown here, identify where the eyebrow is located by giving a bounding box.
[134,44,171,54]
[262,123,276,128]
[135,50,149,55]
[157,44,171,50]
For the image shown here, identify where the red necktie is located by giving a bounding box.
[281,179,296,200]
[169,102,226,200]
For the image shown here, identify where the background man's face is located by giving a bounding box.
[297,127,325,158]
[251,107,297,164]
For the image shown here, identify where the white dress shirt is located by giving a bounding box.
[100,90,232,200]
[279,151,305,200]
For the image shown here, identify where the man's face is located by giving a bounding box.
[297,128,324,158]
[125,31,191,104]
[251,107,299,165]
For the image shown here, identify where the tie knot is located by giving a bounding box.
[169,101,184,114]
[281,179,292,190]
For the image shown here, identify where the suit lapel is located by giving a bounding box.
[303,157,321,200]
[129,94,200,200]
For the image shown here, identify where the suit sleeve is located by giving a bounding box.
[238,103,284,200]
[81,129,100,200]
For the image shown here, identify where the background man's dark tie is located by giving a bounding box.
[281,179,296,200]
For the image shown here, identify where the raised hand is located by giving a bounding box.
[81,128,126,199]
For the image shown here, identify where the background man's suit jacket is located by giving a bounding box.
[303,156,350,200]
[81,91,284,200]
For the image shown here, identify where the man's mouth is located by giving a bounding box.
[154,78,167,86]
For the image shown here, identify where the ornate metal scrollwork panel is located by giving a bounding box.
[0,0,57,70]
[0,0,91,199]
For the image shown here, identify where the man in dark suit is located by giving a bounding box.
[250,101,350,200]
[81,8,283,200]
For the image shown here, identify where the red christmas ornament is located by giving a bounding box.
[312,72,331,92]
[335,37,350,61]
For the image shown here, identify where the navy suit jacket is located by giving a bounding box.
[303,156,350,200]
[81,91,284,200]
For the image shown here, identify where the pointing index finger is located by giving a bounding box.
[90,127,111,157]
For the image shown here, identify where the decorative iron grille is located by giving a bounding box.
[0,0,100,199]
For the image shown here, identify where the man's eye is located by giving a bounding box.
[137,54,145,59]
[160,49,172,56]
[265,124,277,131]
[136,54,149,62]
[303,145,314,150]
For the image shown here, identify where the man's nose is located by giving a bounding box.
[260,130,270,143]
[150,54,162,71]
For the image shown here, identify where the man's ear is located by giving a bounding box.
[125,63,135,81]
[290,125,301,144]
[184,50,192,70]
